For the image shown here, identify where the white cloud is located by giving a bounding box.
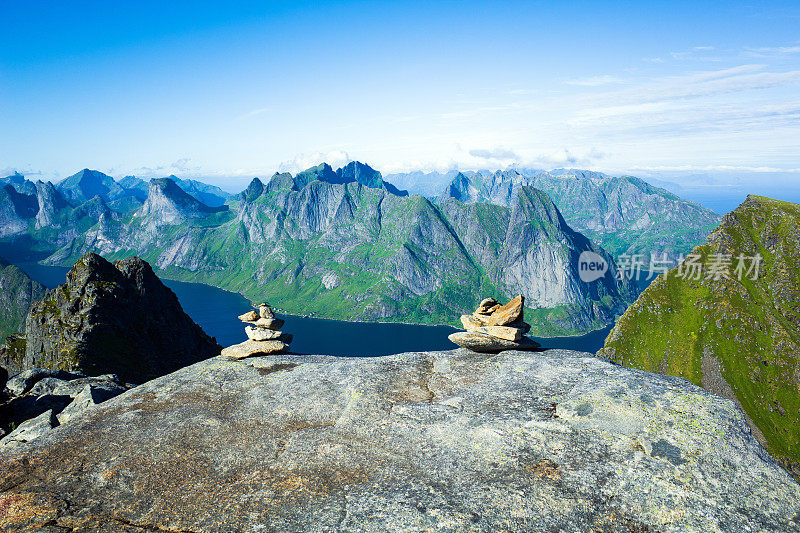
[468,147,519,161]
[744,46,800,57]
[237,107,270,119]
[277,150,352,174]
[565,75,624,86]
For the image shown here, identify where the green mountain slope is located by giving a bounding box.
[599,195,800,479]
[0,258,46,342]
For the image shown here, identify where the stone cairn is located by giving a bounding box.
[448,295,541,353]
[221,303,293,360]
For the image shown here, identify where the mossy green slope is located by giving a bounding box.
[599,195,800,479]
[0,257,46,341]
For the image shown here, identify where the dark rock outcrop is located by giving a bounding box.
[0,349,797,531]
[0,369,129,449]
[18,253,221,382]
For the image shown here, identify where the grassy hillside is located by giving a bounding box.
[0,258,46,341]
[599,195,800,479]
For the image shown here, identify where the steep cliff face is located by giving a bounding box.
[0,259,46,342]
[599,195,800,480]
[16,253,221,382]
[443,169,721,260]
[33,181,69,229]
[0,349,797,531]
[134,178,229,227]
[0,185,37,237]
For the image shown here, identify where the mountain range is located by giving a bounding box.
[427,168,722,261]
[0,162,720,334]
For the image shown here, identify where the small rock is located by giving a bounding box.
[221,340,288,360]
[474,325,524,341]
[238,310,259,323]
[487,295,524,326]
[460,314,485,330]
[462,315,528,340]
[258,304,275,319]
[448,331,540,353]
[245,326,281,341]
[0,409,57,450]
[476,298,499,314]
[251,317,284,330]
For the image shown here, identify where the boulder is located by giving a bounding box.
[0,350,797,531]
[1,393,72,430]
[0,365,7,392]
[486,294,524,326]
[244,326,281,341]
[26,377,69,396]
[5,368,84,397]
[221,339,289,359]
[51,376,127,399]
[57,384,125,425]
[448,331,541,353]
[0,409,56,451]
[237,310,259,322]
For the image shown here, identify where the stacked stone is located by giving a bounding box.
[221,303,293,360]
[448,295,541,353]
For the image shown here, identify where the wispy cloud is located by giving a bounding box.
[237,107,270,120]
[468,147,519,161]
[565,75,624,86]
[277,150,351,174]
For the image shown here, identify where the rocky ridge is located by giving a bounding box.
[440,168,721,260]
[2,252,221,382]
[0,349,797,531]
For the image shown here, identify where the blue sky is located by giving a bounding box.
[2,0,800,196]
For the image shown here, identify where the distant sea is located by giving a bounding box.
[17,263,615,356]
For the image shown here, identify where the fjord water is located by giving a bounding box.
[17,263,614,356]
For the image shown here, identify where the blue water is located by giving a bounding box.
[16,263,614,356]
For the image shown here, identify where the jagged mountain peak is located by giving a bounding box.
[136,177,227,225]
[241,177,265,202]
[57,168,130,205]
[0,171,37,196]
[19,252,221,382]
[292,161,409,196]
